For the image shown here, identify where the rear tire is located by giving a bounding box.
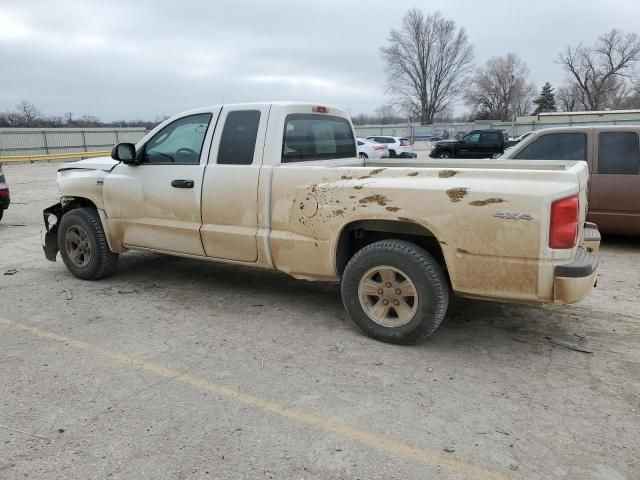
[359,152,368,160]
[438,151,452,159]
[58,208,119,280]
[389,150,397,158]
[341,240,449,345]
[0,209,3,221]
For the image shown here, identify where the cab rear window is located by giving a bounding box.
[282,114,356,162]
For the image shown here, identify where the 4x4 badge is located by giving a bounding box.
[494,211,533,221]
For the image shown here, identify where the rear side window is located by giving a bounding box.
[282,114,356,162]
[481,132,501,144]
[597,132,640,174]
[217,110,261,165]
[514,133,586,160]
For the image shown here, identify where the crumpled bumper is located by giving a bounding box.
[42,203,63,262]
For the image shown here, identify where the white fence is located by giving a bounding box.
[355,118,640,141]
[0,128,147,157]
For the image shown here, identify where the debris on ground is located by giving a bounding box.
[4,269,18,275]
[495,427,510,436]
[117,289,138,295]
[335,342,345,353]
[63,289,72,301]
[0,425,48,440]
[426,367,434,373]
[510,464,519,471]
[443,446,455,453]
[546,337,594,354]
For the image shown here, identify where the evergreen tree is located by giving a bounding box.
[533,82,557,114]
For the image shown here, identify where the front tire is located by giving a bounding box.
[359,152,368,160]
[341,240,449,345]
[58,208,119,280]
[438,151,452,159]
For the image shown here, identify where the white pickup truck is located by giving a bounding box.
[43,102,600,344]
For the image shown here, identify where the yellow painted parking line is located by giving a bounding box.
[0,317,509,480]
[0,151,110,163]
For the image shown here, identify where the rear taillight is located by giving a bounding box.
[400,140,409,146]
[0,188,9,197]
[549,195,579,249]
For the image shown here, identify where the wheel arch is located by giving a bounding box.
[47,196,124,255]
[334,219,448,279]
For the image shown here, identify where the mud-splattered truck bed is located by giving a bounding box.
[42,102,601,344]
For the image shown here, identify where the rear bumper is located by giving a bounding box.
[553,247,599,304]
[582,222,601,253]
[0,190,9,210]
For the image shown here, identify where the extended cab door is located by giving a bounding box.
[199,105,270,262]
[478,131,503,158]
[103,110,220,255]
[588,129,640,233]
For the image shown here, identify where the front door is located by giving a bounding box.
[457,132,480,158]
[103,110,220,255]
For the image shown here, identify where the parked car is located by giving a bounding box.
[0,163,10,221]
[504,131,533,149]
[501,126,640,235]
[357,138,388,159]
[429,129,505,159]
[365,135,416,158]
[42,102,599,345]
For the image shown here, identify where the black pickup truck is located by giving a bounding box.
[429,129,505,159]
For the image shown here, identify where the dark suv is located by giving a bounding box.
[0,163,10,221]
[429,129,505,159]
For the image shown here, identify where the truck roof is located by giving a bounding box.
[177,101,347,116]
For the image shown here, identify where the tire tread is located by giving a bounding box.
[341,240,449,344]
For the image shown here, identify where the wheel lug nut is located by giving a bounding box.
[382,299,389,305]
[385,282,392,288]
[395,288,402,295]
[393,299,400,306]
[377,288,384,295]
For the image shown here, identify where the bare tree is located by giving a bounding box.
[557,29,640,111]
[381,9,474,125]
[620,81,640,109]
[556,84,582,112]
[15,100,41,126]
[464,53,535,120]
[374,104,397,124]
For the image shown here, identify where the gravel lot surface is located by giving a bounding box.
[1,161,638,480]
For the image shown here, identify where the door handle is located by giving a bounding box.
[171,179,195,188]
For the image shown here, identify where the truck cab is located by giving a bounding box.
[501,126,640,235]
[429,129,505,159]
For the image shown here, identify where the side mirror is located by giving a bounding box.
[111,143,138,164]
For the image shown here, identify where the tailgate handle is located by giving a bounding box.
[171,179,194,188]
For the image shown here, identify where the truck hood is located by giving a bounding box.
[58,156,119,172]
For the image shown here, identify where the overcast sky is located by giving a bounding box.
[1,0,638,121]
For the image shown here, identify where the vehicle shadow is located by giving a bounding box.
[600,234,640,250]
[107,251,582,352]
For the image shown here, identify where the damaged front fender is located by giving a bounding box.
[42,203,63,261]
